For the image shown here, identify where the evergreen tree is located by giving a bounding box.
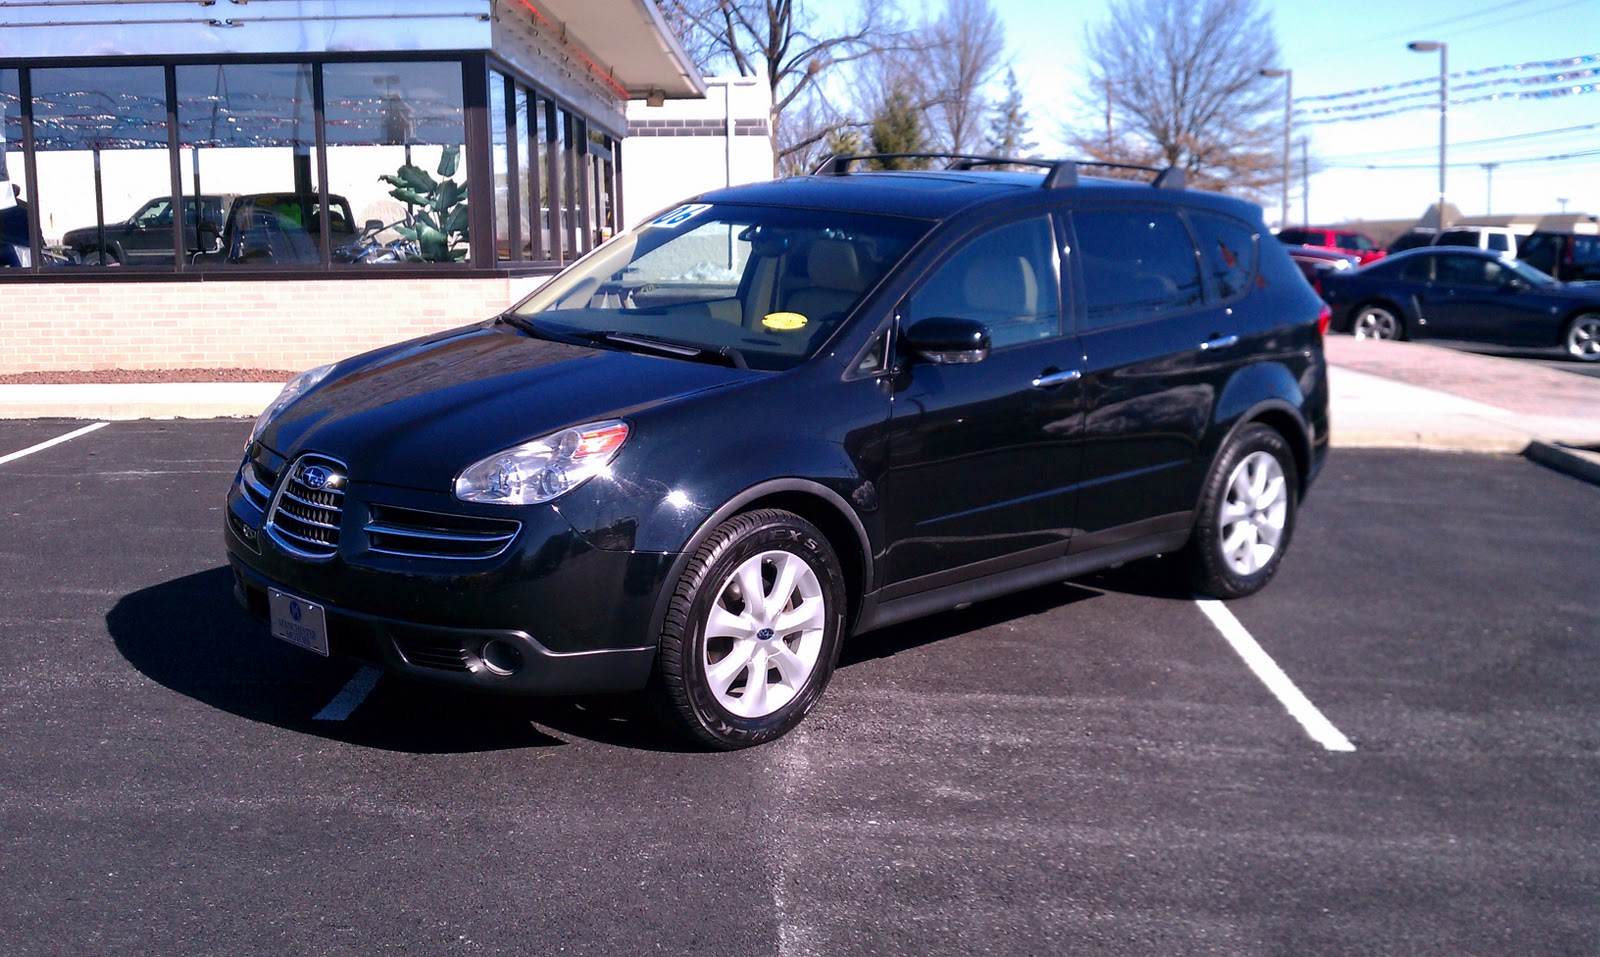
[869,82,930,169]
[986,69,1035,159]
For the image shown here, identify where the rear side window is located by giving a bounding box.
[1519,234,1557,272]
[1277,228,1308,245]
[1486,233,1511,253]
[1436,230,1477,247]
[1073,209,1203,328]
[1191,213,1257,301]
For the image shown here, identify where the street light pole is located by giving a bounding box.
[1408,41,1448,229]
[1258,67,1291,230]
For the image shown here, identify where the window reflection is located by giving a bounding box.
[1,69,35,268]
[324,62,469,265]
[491,72,511,262]
[177,63,321,267]
[32,66,169,268]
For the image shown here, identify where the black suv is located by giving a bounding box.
[225,155,1331,749]
[1518,230,1600,283]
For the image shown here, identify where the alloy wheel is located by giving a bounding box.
[701,549,827,719]
[1216,450,1288,576]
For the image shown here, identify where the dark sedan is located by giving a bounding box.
[1320,246,1600,362]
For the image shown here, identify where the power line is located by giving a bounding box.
[1321,122,1600,160]
[1323,148,1600,171]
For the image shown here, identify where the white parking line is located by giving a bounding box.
[1195,599,1357,753]
[0,421,110,466]
[313,666,382,721]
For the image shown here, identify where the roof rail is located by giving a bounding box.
[810,153,1186,191]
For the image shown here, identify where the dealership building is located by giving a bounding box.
[0,0,719,374]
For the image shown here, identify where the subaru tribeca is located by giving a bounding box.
[226,155,1331,749]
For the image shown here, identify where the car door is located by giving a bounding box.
[1065,205,1245,550]
[877,211,1084,594]
[1417,252,1541,344]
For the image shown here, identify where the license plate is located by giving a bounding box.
[269,588,330,657]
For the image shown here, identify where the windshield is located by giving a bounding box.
[513,203,929,371]
[1503,256,1559,287]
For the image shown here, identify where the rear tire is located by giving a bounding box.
[1564,313,1600,362]
[1351,303,1403,340]
[1182,424,1299,600]
[649,509,846,750]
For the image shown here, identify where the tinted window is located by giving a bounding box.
[1338,232,1377,252]
[1436,230,1478,247]
[1435,254,1498,286]
[1486,233,1511,252]
[1388,231,1435,252]
[1191,213,1256,300]
[1518,234,1556,272]
[905,215,1061,348]
[1074,209,1203,328]
[1399,256,1433,281]
[1277,228,1309,245]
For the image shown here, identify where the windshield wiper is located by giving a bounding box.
[586,331,749,369]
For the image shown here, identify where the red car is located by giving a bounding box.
[1277,226,1386,264]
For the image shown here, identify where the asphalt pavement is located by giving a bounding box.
[1,335,1598,480]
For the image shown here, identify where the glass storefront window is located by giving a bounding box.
[536,95,557,263]
[31,66,170,268]
[558,107,576,262]
[490,71,511,263]
[323,61,469,265]
[1,69,34,268]
[177,63,320,268]
[516,86,540,262]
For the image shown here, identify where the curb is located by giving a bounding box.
[1523,442,1600,487]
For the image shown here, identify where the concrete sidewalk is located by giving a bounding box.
[2,336,1598,478]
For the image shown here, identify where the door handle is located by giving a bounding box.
[1199,334,1240,351]
[1031,368,1082,388]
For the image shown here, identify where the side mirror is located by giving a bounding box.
[1502,275,1529,293]
[903,317,991,365]
[364,219,384,233]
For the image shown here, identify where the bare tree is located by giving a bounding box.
[662,0,907,174]
[1069,0,1282,194]
[926,0,1006,155]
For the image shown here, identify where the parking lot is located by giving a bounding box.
[2,418,1597,956]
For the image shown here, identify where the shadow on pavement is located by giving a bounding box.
[106,566,684,753]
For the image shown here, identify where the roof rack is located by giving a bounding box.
[810,153,1186,192]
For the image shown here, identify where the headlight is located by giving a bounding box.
[455,420,630,505]
[247,363,334,450]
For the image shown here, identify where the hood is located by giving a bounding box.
[263,323,757,490]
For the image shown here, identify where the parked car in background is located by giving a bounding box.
[1517,230,1600,283]
[1320,246,1600,361]
[1276,226,1385,264]
[1386,228,1438,254]
[61,194,234,266]
[193,192,358,266]
[1286,245,1360,295]
[1434,226,1521,257]
[225,155,1330,749]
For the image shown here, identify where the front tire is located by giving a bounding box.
[1182,424,1299,600]
[1351,303,1404,340]
[1564,313,1600,362]
[650,509,846,750]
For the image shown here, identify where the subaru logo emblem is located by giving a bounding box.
[302,465,332,490]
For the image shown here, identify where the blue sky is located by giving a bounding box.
[816,0,1600,226]
[988,0,1600,225]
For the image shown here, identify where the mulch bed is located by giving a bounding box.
[0,368,294,384]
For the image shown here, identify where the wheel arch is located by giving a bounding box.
[646,478,874,643]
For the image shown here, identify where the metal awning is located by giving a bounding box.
[526,0,705,100]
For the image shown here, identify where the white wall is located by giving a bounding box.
[622,77,774,228]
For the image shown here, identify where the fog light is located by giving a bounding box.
[480,638,525,676]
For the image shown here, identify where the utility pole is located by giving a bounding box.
[1300,137,1310,227]
[1480,162,1498,215]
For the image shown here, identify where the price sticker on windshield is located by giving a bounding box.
[649,204,711,228]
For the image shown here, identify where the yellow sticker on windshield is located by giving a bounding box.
[762,312,809,331]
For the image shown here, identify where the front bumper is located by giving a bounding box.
[224,445,677,695]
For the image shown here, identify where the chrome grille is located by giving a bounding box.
[365,504,521,561]
[266,454,347,559]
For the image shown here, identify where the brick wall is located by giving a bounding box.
[0,276,549,373]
